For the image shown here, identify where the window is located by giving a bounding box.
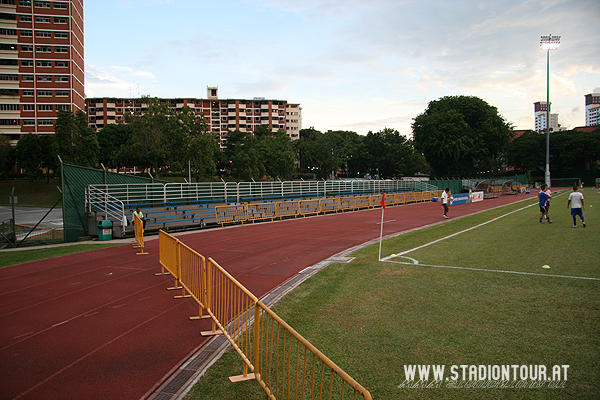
[19,0,31,5]
[0,13,16,21]
[0,119,19,125]
[19,15,31,22]
[54,17,66,24]
[37,75,52,82]
[23,119,35,125]
[1,0,16,4]
[37,90,52,96]
[38,119,54,126]
[0,74,19,81]
[54,46,68,53]
[35,16,51,23]
[53,1,67,8]
[36,46,51,52]
[35,1,50,7]
[56,104,69,111]
[0,59,18,66]
[55,90,68,96]
[0,104,19,110]
[20,45,32,52]
[20,30,32,37]
[36,30,52,38]
[22,89,34,96]
[21,59,33,66]
[0,28,17,36]
[55,61,68,67]
[22,75,34,81]
[0,43,17,51]
[23,104,34,111]
[55,75,68,82]
[38,104,52,111]
[36,60,52,67]
[54,31,68,38]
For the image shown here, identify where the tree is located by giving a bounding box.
[16,133,44,178]
[0,134,15,179]
[130,97,172,176]
[507,130,545,172]
[362,128,429,178]
[294,130,359,179]
[97,123,134,169]
[54,110,99,167]
[412,96,513,176]
[256,131,295,180]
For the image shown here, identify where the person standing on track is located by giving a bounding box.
[442,188,450,219]
[567,186,586,228]
[538,185,552,224]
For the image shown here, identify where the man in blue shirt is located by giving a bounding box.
[538,185,552,224]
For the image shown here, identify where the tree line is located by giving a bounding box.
[1,95,599,182]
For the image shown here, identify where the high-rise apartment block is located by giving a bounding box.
[85,87,302,144]
[0,0,84,142]
[585,93,600,127]
[533,101,559,132]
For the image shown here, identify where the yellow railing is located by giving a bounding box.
[159,231,373,400]
[133,214,148,255]
[215,190,439,226]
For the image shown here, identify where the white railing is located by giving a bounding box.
[86,180,440,211]
[86,186,127,234]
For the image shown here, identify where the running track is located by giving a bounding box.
[0,193,537,400]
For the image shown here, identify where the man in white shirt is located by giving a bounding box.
[567,187,585,228]
[441,188,450,219]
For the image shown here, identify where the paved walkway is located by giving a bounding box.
[0,193,537,400]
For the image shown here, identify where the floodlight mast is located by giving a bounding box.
[540,34,560,188]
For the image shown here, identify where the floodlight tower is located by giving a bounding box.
[540,34,560,188]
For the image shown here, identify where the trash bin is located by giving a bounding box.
[97,219,113,241]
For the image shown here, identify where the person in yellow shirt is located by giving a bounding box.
[132,207,146,229]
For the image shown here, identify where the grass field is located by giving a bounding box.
[185,189,600,400]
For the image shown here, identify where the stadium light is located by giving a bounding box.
[540,34,560,188]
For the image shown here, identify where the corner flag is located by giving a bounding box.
[381,193,386,209]
[378,194,385,261]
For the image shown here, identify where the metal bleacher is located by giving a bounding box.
[85,180,440,238]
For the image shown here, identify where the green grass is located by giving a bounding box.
[185,189,600,400]
[0,243,125,268]
[0,179,62,206]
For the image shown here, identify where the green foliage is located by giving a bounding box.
[507,128,600,173]
[0,134,14,179]
[222,127,295,181]
[412,96,513,176]
[97,123,134,168]
[54,110,99,168]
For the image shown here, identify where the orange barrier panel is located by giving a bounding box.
[158,230,181,290]
[395,192,406,205]
[339,196,356,211]
[298,199,321,216]
[248,202,277,223]
[355,195,370,209]
[275,200,299,219]
[133,214,148,255]
[179,242,209,319]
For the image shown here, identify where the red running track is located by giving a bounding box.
[0,193,537,400]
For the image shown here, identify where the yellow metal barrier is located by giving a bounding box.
[404,192,415,203]
[158,233,373,399]
[320,197,340,213]
[395,192,406,205]
[298,199,321,216]
[276,200,300,219]
[133,214,148,255]
[215,204,248,226]
[413,191,424,202]
[254,302,373,400]
[339,196,356,211]
[248,202,277,223]
[158,230,182,290]
[370,194,383,208]
[355,195,370,209]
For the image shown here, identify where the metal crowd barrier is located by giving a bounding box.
[133,215,148,255]
[158,231,372,400]
[215,190,442,227]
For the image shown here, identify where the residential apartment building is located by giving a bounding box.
[85,87,302,145]
[0,0,84,142]
[585,92,600,127]
[534,101,559,132]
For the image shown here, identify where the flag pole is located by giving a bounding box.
[378,193,385,261]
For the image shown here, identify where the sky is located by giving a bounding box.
[84,0,600,137]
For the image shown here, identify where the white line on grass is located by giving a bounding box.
[384,256,600,281]
[381,193,566,262]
